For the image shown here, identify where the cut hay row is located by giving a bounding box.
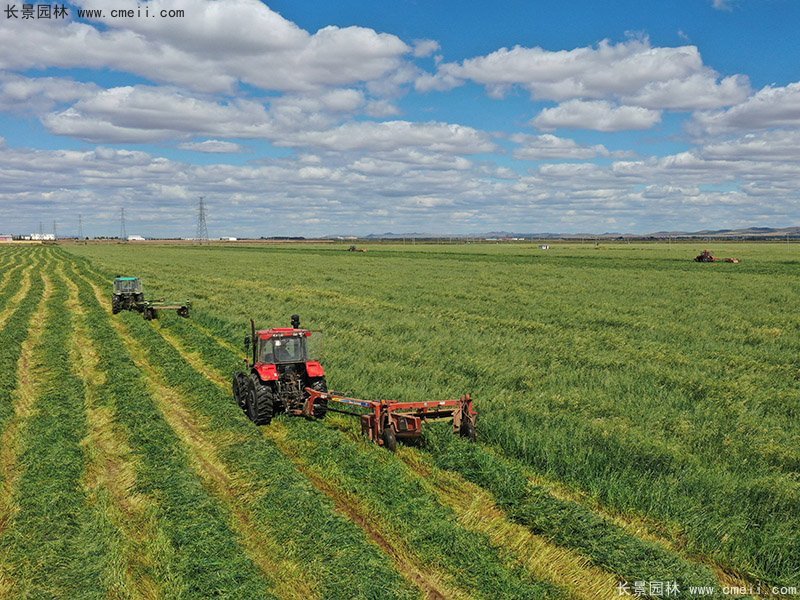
[154,305,737,600]
[426,430,724,598]
[0,256,37,331]
[80,269,565,600]
[145,302,626,600]
[70,261,421,599]
[70,266,278,598]
[61,263,171,599]
[63,245,799,588]
[0,253,47,597]
[0,260,103,597]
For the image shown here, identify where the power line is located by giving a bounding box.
[196,196,209,243]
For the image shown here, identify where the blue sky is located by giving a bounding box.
[1,0,799,237]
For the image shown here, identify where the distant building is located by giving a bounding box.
[219,237,238,241]
[127,235,146,241]
[31,233,55,241]
[539,244,550,250]
[0,235,13,243]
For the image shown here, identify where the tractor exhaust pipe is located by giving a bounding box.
[250,319,257,365]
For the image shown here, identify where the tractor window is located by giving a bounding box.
[114,279,142,294]
[259,337,307,364]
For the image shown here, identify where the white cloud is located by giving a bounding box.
[532,100,662,132]
[700,130,800,161]
[179,140,242,153]
[712,0,732,11]
[0,0,412,94]
[416,38,749,110]
[511,134,611,159]
[282,120,496,153]
[412,39,441,58]
[0,73,99,113]
[691,82,800,134]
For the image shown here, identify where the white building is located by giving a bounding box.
[31,233,55,241]
[127,235,146,241]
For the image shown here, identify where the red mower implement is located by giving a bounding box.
[232,315,477,450]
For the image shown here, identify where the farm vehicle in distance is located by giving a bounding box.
[111,276,191,320]
[694,250,740,263]
[232,315,477,451]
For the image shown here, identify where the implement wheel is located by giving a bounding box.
[143,307,157,321]
[382,423,397,452]
[246,374,274,425]
[177,306,190,318]
[459,419,477,442]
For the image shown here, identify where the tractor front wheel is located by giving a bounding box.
[232,373,248,409]
[111,297,121,314]
[246,374,274,425]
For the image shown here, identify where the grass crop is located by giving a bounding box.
[69,264,276,598]
[70,259,421,600]
[63,241,800,590]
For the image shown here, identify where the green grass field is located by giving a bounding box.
[0,242,796,599]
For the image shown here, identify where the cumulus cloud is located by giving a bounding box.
[179,140,242,153]
[532,100,662,132]
[281,120,496,153]
[412,39,441,58]
[691,82,800,134]
[0,73,99,113]
[511,134,611,159]
[0,0,412,94]
[416,38,749,111]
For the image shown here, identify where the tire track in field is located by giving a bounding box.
[151,322,469,600]
[79,272,319,600]
[61,269,168,600]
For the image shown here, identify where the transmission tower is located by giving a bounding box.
[120,207,127,240]
[53,220,57,240]
[196,196,209,243]
[78,214,83,240]
[38,221,43,236]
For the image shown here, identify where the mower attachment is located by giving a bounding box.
[303,388,477,451]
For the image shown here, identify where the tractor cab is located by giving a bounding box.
[258,331,309,364]
[113,276,143,295]
[235,315,328,425]
[250,325,324,381]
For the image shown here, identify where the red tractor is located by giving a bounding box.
[232,315,477,451]
[232,315,328,425]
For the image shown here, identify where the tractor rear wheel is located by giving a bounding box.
[381,423,397,452]
[310,378,328,419]
[246,374,274,425]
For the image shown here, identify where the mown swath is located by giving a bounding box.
[70,267,277,598]
[73,261,421,600]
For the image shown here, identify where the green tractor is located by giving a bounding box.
[112,276,191,320]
